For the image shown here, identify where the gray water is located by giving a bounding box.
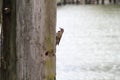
[56,5,120,80]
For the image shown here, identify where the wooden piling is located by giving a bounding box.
[0,0,16,80]
[0,0,56,80]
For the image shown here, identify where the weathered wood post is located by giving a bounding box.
[63,0,67,5]
[76,0,80,4]
[0,0,56,80]
[16,0,56,80]
[0,0,2,23]
[85,0,87,4]
[101,0,105,4]
[96,0,99,4]
[113,0,116,4]
[109,0,112,3]
[0,0,16,80]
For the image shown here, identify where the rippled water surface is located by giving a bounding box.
[56,5,120,80]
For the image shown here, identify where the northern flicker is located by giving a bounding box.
[56,27,64,45]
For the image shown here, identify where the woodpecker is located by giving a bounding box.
[56,27,64,45]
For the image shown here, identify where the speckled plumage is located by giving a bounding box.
[56,28,64,45]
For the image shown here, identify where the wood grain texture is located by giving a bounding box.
[16,0,56,80]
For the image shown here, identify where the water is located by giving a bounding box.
[56,5,120,80]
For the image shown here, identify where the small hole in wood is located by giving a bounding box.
[45,51,49,56]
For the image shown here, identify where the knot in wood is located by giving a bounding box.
[4,7,11,14]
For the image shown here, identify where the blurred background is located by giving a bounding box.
[57,0,120,5]
[56,0,120,80]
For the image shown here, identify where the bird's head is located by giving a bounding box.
[59,27,64,33]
